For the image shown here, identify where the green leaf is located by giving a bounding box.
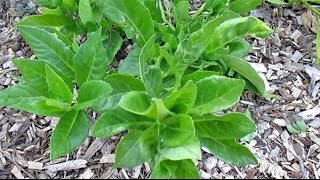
[162,115,195,147]
[50,110,89,160]
[118,47,141,76]
[200,138,258,166]
[206,17,273,54]
[63,0,77,12]
[74,28,108,86]
[118,91,157,119]
[194,113,256,139]
[14,59,49,96]
[205,0,228,14]
[34,0,62,8]
[266,0,287,5]
[216,54,267,97]
[18,15,76,30]
[104,30,122,64]
[165,81,197,114]
[144,67,163,98]
[139,35,156,81]
[190,76,245,115]
[0,84,70,116]
[97,0,155,46]
[45,65,73,103]
[317,18,320,65]
[151,159,200,179]
[104,73,145,95]
[181,71,220,85]
[92,107,155,138]
[160,136,201,161]
[17,26,75,79]
[226,38,252,57]
[230,0,262,15]
[75,80,112,110]
[114,125,159,168]
[79,0,95,27]
[174,1,190,24]
[92,93,123,113]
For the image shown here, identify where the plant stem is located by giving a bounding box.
[301,0,320,16]
[158,0,175,30]
[191,3,206,20]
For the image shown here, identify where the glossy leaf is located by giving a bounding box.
[118,47,142,76]
[17,26,75,79]
[190,76,245,115]
[79,0,94,26]
[200,138,258,166]
[75,80,112,110]
[74,28,108,86]
[139,35,156,81]
[97,0,155,46]
[160,136,201,161]
[230,0,262,15]
[118,91,157,118]
[144,67,163,98]
[0,84,70,116]
[50,110,89,160]
[104,73,145,95]
[164,81,197,114]
[226,38,252,57]
[194,113,256,139]
[104,30,122,64]
[215,54,267,97]
[18,14,76,30]
[162,115,195,147]
[92,107,155,138]
[206,17,273,53]
[114,125,159,168]
[45,64,73,103]
[181,71,220,85]
[151,159,200,179]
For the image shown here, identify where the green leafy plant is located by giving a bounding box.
[0,0,274,178]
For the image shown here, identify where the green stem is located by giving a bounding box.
[191,3,206,20]
[301,0,320,16]
[158,0,175,30]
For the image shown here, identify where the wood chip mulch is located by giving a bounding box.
[0,1,320,179]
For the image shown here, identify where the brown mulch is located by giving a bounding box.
[0,1,320,179]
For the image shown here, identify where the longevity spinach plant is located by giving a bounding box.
[0,0,274,178]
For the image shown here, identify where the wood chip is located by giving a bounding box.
[11,165,24,179]
[309,134,320,146]
[99,154,115,164]
[44,159,87,172]
[83,138,106,160]
[291,51,303,62]
[27,161,43,170]
[120,169,129,179]
[79,168,94,179]
[273,119,287,127]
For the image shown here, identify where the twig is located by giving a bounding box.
[233,166,245,178]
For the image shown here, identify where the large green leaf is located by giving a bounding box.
[151,159,200,179]
[200,138,258,166]
[79,0,95,27]
[104,73,145,95]
[215,54,267,97]
[230,0,262,15]
[34,0,62,8]
[74,28,108,86]
[160,136,201,161]
[165,81,197,114]
[181,71,220,85]
[14,59,49,96]
[63,0,77,12]
[175,11,239,64]
[75,80,112,110]
[97,0,155,46]
[0,84,70,116]
[118,91,157,119]
[45,65,73,103]
[18,15,76,30]
[144,67,163,98]
[17,26,75,79]
[114,125,159,168]
[92,107,155,138]
[118,47,141,76]
[162,115,195,147]
[104,30,122,64]
[206,17,273,54]
[190,76,245,115]
[194,113,256,139]
[139,35,156,81]
[226,38,252,57]
[50,110,89,160]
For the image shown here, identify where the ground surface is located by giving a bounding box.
[0,0,320,179]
